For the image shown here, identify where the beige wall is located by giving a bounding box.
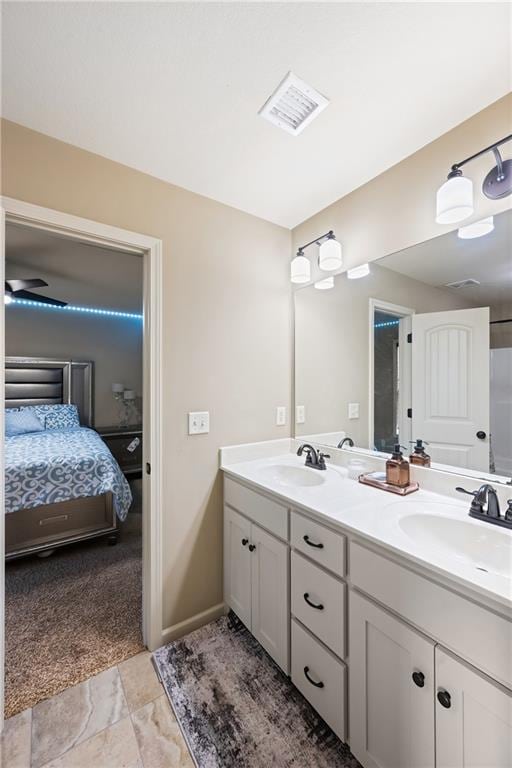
[1,119,292,633]
[292,94,512,273]
[295,263,473,446]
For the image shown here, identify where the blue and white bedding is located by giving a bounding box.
[5,426,132,521]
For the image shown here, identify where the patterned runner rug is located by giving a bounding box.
[153,612,361,768]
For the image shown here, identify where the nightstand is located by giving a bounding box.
[96,424,143,478]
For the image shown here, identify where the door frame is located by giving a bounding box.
[368,297,414,451]
[0,197,164,727]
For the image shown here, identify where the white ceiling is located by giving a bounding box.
[2,2,511,228]
[380,209,512,307]
[6,224,143,312]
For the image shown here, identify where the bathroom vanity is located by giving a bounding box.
[221,443,512,768]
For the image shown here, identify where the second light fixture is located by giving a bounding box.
[290,229,342,284]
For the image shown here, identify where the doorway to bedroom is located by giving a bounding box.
[1,202,163,723]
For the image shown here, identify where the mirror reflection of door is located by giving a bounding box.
[411,307,490,471]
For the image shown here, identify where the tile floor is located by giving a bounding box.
[1,651,195,768]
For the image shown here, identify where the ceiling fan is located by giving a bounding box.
[4,278,68,307]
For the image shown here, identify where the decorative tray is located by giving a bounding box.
[358,472,419,495]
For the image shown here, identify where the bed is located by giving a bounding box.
[5,357,133,559]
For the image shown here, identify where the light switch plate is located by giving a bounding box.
[348,402,359,419]
[296,405,305,424]
[188,411,210,435]
[276,406,286,426]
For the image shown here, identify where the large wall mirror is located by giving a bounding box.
[295,209,512,484]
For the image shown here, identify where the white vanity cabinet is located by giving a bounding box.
[223,487,289,674]
[435,648,512,768]
[349,591,435,768]
[223,471,512,768]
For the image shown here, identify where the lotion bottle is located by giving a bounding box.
[386,444,410,488]
[409,439,431,467]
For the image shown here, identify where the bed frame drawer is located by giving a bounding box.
[6,493,115,558]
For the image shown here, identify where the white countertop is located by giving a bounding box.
[221,450,512,614]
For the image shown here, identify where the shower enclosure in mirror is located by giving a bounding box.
[294,208,512,483]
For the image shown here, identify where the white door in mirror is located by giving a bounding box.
[188,411,209,434]
[412,307,489,470]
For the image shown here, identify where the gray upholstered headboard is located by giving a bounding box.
[5,357,94,426]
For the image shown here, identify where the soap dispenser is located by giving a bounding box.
[386,444,410,488]
[409,439,431,468]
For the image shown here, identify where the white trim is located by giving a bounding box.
[0,198,164,727]
[368,298,414,452]
[161,603,226,646]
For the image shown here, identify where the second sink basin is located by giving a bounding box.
[398,511,512,577]
[257,464,325,488]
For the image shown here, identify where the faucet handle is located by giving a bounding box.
[456,486,484,514]
[318,452,330,470]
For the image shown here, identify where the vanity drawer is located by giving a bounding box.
[291,510,345,576]
[350,541,512,689]
[291,618,347,741]
[291,551,346,658]
[224,477,288,540]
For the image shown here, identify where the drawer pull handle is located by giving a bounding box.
[241,538,248,547]
[437,690,451,709]
[303,535,324,549]
[304,666,324,688]
[303,593,324,611]
[412,671,425,688]
[39,514,69,526]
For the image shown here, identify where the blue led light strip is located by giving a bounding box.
[9,298,143,320]
[374,320,400,329]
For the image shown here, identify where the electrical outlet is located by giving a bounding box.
[188,411,210,435]
[348,402,359,419]
[276,406,286,426]
[296,405,305,424]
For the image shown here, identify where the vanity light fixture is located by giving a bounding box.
[290,252,311,284]
[314,277,334,290]
[292,230,342,283]
[347,263,370,279]
[457,216,494,240]
[436,134,512,224]
[4,294,12,304]
[318,233,342,271]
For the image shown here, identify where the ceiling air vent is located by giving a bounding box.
[258,72,329,136]
[445,278,481,289]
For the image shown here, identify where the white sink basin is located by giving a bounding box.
[398,512,512,578]
[257,464,325,488]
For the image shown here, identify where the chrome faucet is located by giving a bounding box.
[297,444,330,470]
[337,437,354,449]
[456,483,511,529]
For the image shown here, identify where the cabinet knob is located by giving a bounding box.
[241,538,248,547]
[303,666,324,689]
[248,544,256,552]
[437,690,452,709]
[412,671,425,688]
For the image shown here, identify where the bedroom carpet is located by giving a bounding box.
[4,497,143,718]
[153,612,362,768]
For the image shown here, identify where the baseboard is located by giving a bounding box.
[160,602,226,646]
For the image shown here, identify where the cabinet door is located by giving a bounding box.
[436,648,512,768]
[223,506,252,628]
[349,591,435,768]
[250,523,289,674]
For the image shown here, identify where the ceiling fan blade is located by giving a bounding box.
[13,289,68,307]
[6,278,49,292]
